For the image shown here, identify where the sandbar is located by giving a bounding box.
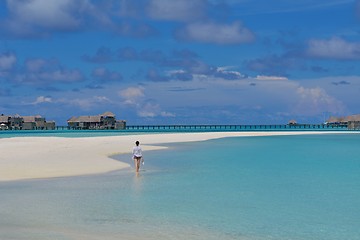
[0,131,356,181]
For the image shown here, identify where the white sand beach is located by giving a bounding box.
[0,131,355,181]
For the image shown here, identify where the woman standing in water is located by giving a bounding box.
[132,141,143,173]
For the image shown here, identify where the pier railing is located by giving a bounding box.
[2,124,356,131]
[123,124,351,131]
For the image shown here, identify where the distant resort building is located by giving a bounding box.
[67,112,126,130]
[0,114,55,130]
[326,114,360,129]
[288,119,297,125]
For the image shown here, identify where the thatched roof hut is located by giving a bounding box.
[326,116,345,124]
[326,114,360,129]
[67,115,102,123]
[0,115,9,123]
[327,114,360,124]
[67,116,78,123]
[22,116,39,123]
[78,116,102,123]
[344,114,360,122]
[288,119,297,125]
[67,112,120,129]
[101,111,115,117]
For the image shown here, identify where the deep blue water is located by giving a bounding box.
[0,133,359,240]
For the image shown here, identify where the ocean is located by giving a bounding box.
[0,124,350,139]
[0,133,359,240]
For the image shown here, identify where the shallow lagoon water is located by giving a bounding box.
[1,134,360,239]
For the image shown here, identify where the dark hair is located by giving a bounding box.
[136,141,139,146]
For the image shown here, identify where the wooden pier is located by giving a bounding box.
[2,124,353,131]
[124,124,349,131]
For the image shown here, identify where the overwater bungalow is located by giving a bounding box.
[326,114,360,129]
[288,119,297,125]
[0,115,9,130]
[23,116,55,130]
[345,114,360,129]
[67,112,126,130]
[0,114,56,130]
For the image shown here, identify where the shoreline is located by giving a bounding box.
[0,131,357,182]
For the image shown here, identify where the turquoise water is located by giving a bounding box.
[1,134,360,239]
[0,129,148,138]
[0,125,352,139]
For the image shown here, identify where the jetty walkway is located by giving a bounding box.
[53,124,353,131]
[124,124,349,131]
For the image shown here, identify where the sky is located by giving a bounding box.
[0,0,360,125]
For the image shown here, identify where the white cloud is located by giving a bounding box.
[32,96,52,105]
[160,111,176,117]
[3,0,109,36]
[92,67,123,82]
[137,103,159,117]
[147,0,206,22]
[176,21,254,44]
[119,87,145,105]
[15,69,84,84]
[137,102,168,118]
[118,86,175,118]
[25,59,47,72]
[0,52,16,71]
[307,37,360,60]
[30,95,111,108]
[138,75,348,123]
[256,75,288,81]
[13,58,84,84]
[294,86,345,116]
[41,70,83,82]
[67,99,92,110]
[94,96,111,103]
[6,0,81,29]
[61,96,112,110]
[239,0,354,15]
[214,67,246,80]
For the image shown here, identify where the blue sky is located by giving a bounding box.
[0,0,359,125]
